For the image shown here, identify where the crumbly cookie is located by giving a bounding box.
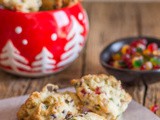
[41,0,80,10]
[17,84,81,120]
[62,0,80,8]
[2,0,42,12]
[71,74,132,120]
[41,0,56,10]
[67,112,107,120]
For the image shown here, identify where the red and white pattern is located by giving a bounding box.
[32,47,56,73]
[57,16,84,67]
[0,40,30,72]
[0,3,89,77]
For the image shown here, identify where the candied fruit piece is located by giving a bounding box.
[153,65,160,70]
[147,43,158,52]
[150,105,159,113]
[127,47,137,55]
[136,47,143,53]
[145,62,153,70]
[95,87,101,95]
[141,64,146,70]
[122,54,131,62]
[131,40,139,47]
[81,89,87,95]
[138,39,148,45]
[121,45,130,54]
[126,60,133,69]
[153,50,160,56]
[113,61,125,68]
[137,43,146,50]
[131,39,147,47]
[112,53,121,60]
[132,56,143,68]
[113,61,121,68]
[150,57,160,66]
[143,49,151,56]
[133,60,143,68]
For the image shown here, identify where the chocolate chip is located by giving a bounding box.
[65,99,73,104]
[51,114,57,119]
[84,101,89,105]
[65,99,70,104]
[65,113,72,119]
[84,112,88,115]
[62,110,65,114]
[94,104,101,111]
[47,86,57,92]
[79,81,82,86]
[79,114,84,117]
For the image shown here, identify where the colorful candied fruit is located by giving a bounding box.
[108,39,160,70]
[150,105,159,113]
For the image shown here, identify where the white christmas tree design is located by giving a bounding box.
[0,40,30,72]
[32,47,56,73]
[57,16,84,67]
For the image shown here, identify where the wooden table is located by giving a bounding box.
[0,1,160,117]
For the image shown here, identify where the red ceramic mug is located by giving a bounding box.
[0,3,89,77]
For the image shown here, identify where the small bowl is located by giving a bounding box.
[0,3,89,77]
[100,37,160,83]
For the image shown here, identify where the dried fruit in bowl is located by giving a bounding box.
[2,0,42,12]
[109,39,160,71]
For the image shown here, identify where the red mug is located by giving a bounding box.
[0,3,89,77]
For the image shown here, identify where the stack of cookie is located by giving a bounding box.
[17,74,132,120]
[0,0,81,12]
[41,0,81,10]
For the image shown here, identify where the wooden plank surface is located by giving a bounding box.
[0,2,160,117]
[0,55,83,98]
[140,3,160,116]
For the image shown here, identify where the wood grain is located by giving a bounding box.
[139,3,160,115]
[0,53,84,98]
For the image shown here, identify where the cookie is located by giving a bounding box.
[41,0,56,10]
[71,74,132,120]
[62,0,80,8]
[2,0,42,12]
[17,84,81,120]
[67,112,107,120]
[41,0,80,10]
